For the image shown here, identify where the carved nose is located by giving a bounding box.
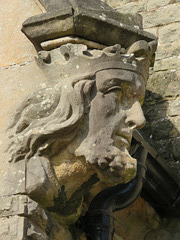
[125,101,146,129]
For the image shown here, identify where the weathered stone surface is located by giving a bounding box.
[1,1,180,240]
[145,218,180,240]
[159,22,180,44]
[156,40,180,60]
[172,137,180,159]
[114,197,160,240]
[0,61,49,196]
[142,4,180,28]
[0,195,74,240]
[0,160,25,196]
[0,61,48,132]
[147,0,171,11]
[0,0,43,67]
[170,116,180,137]
[154,57,180,72]
[105,0,139,8]
[116,2,146,14]
[26,156,60,207]
[0,216,25,240]
[21,0,158,51]
[168,98,180,117]
[144,27,158,38]
[0,195,49,231]
[151,119,174,140]
[140,66,180,185]
[146,70,180,98]
[0,195,27,218]
[5,39,155,238]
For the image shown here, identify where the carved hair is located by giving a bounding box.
[8,75,95,162]
[8,41,156,163]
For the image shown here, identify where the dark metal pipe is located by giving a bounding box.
[82,143,147,240]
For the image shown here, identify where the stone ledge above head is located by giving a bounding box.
[21,0,156,51]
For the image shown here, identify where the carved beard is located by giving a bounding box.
[75,124,137,184]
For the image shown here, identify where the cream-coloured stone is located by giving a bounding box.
[116,2,146,14]
[154,56,180,72]
[0,61,48,197]
[0,159,25,196]
[105,0,138,8]
[0,1,179,240]
[156,40,180,60]
[0,0,44,67]
[0,216,25,240]
[0,61,48,133]
[147,0,171,11]
[159,22,180,44]
[142,3,180,28]
[144,27,158,37]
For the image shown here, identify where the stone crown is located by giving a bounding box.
[37,41,156,83]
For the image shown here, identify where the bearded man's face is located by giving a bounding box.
[75,69,146,184]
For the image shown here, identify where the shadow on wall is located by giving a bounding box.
[112,88,180,240]
[140,89,180,182]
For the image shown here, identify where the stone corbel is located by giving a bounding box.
[5,0,157,239]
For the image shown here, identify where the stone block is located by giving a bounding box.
[26,156,59,207]
[143,100,169,122]
[146,70,180,98]
[0,0,43,68]
[144,27,158,37]
[0,160,26,196]
[0,61,49,181]
[170,116,180,137]
[156,40,180,60]
[105,0,138,8]
[147,0,171,11]
[142,4,180,28]
[0,216,25,240]
[168,98,180,117]
[172,137,180,159]
[0,61,48,132]
[159,22,180,44]
[151,119,174,140]
[0,195,27,218]
[154,57,180,72]
[0,215,49,240]
[116,2,146,14]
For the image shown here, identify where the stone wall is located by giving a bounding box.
[0,1,179,240]
[106,0,180,183]
[105,1,180,240]
[0,1,49,239]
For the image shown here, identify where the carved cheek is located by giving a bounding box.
[96,92,118,117]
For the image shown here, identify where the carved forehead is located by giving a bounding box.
[95,69,144,93]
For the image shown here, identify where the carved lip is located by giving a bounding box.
[115,131,132,148]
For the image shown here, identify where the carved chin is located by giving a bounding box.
[75,136,137,184]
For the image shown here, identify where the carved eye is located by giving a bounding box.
[104,86,122,94]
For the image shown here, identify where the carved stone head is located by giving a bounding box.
[4,1,158,239]
[7,41,156,213]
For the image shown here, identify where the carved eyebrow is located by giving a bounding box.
[104,85,122,94]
